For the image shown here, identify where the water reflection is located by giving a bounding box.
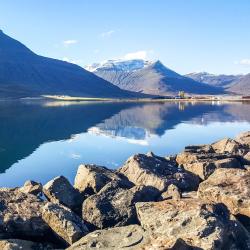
[0,100,249,187]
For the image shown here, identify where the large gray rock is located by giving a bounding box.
[0,239,54,250]
[42,202,88,246]
[198,168,250,217]
[118,153,199,192]
[0,188,50,240]
[74,164,122,194]
[67,225,150,250]
[136,198,247,250]
[82,181,159,229]
[43,176,82,211]
[19,180,42,196]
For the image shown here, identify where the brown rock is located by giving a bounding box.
[0,239,53,250]
[0,188,50,240]
[42,202,88,246]
[19,180,42,196]
[67,225,150,250]
[176,150,243,180]
[211,138,245,155]
[118,153,199,192]
[74,164,121,194]
[198,168,250,217]
[235,131,250,147]
[43,176,82,211]
[160,184,182,201]
[82,181,159,229]
[136,199,231,250]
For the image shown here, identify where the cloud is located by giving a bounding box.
[100,30,115,38]
[235,59,250,65]
[62,40,78,47]
[123,50,153,60]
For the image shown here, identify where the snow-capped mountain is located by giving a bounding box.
[85,59,223,96]
[85,59,152,72]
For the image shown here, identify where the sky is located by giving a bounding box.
[0,0,250,75]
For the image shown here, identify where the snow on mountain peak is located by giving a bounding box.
[85,59,153,72]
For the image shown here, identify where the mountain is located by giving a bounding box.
[227,74,250,95]
[186,72,250,95]
[185,72,243,88]
[0,30,142,98]
[86,59,223,96]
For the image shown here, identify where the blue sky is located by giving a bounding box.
[0,0,250,74]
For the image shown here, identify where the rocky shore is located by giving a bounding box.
[0,131,250,250]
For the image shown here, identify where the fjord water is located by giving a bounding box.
[0,100,250,187]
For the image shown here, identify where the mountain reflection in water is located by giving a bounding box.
[0,100,249,187]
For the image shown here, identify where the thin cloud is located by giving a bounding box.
[100,30,115,38]
[123,50,151,60]
[235,59,250,65]
[62,39,78,47]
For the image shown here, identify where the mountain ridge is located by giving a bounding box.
[86,59,224,96]
[186,72,250,95]
[0,31,144,98]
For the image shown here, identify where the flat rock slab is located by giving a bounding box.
[118,153,199,192]
[82,181,159,229]
[198,168,250,217]
[0,188,50,240]
[42,203,88,246]
[43,176,82,211]
[67,225,149,250]
[136,199,232,250]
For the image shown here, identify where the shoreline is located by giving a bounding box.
[0,131,249,249]
[42,94,250,102]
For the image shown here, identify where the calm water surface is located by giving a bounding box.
[0,100,250,187]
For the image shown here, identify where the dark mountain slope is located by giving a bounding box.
[0,30,141,98]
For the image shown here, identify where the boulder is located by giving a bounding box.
[67,225,150,250]
[136,199,234,250]
[235,131,250,147]
[74,164,122,194]
[159,184,182,201]
[0,239,53,250]
[42,202,88,246]
[19,180,42,196]
[0,188,50,240]
[82,181,160,229]
[43,176,82,211]
[141,237,194,250]
[198,168,250,217]
[176,149,243,180]
[118,153,199,192]
[211,138,245,155]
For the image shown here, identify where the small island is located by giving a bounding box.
[0,131,249,249]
